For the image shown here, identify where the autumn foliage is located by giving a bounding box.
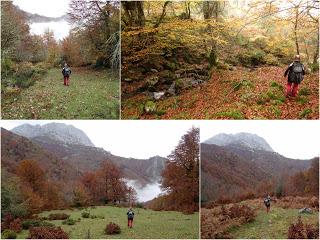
[288,216,319,239]
[28,226,69,239]
[149,127,199,213]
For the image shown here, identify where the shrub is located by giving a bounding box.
[228,204,256,223]
[9,218,22,233]
[305,224,319,239]
[287,216,319,239]
[135,202,144,208]
[22,219,54,229]
[29,227,69,239]
[309,62,319,72]
[238,49,266,66]
[265,54,280,66]
[2,213,14,230]
[105,222,121,235]
[48,213,70,220]
[62,218,76,225]
[2,229,17,239]
[81,212,90,218]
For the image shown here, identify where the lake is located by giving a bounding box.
[29,20,71,40]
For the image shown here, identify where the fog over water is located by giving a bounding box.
[30,20,70,40]
[126,180,162,202]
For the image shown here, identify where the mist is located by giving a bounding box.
[30,20,70,40]
[126,180,162,202]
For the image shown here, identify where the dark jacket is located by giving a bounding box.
[62,67,71,77]
[127,210,134,219]
[284,61,305,84]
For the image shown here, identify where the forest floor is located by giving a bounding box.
[16,206,199,239]
[201,197,319,239]
[1,68,119,119]
[122,66,319,119]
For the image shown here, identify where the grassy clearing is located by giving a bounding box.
[1,67,119,119]
[229,207,319,239]
[17,206,199,239]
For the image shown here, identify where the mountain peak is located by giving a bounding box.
[204,132,274,152]
[12,123,94,147]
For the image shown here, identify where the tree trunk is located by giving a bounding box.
[121,1,145,27]
[294,6,300,55]
[154,1,170,28]
[313,24,319,64]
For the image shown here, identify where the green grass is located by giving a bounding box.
[1,67,119,119]
[215,109,244,119]
[229,207,319,239]
[17,206,199,239]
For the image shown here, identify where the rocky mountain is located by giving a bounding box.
[203,132,274,152]
[12,123,95,147]
[201,133,312,203]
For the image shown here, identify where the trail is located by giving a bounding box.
[2,68,119,119]
[229,207,319,239]
[122,66,319,119]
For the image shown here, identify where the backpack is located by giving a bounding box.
[291,62,304,83]
[127,210,134,218]
[293,62,303,73]
[264,197,270,206]
[63,67,71,76]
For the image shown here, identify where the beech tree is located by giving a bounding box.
[161,127,199,212]
[98,160,127,203]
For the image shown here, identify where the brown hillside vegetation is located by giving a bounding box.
[201,142,313,203]
[201,197,319,239]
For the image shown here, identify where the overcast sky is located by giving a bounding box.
[0,120,197,159]
[200,120,319,160]
[13,0,70,17]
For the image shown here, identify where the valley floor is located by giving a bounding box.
[122,66,319,119]
[17,206,199,239]
[1,68,119,119]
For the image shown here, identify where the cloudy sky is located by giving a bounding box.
[13,0,70,17]
[201,120,319,160]
[0,120,197,159]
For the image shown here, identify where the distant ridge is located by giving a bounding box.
[203,132,274,152]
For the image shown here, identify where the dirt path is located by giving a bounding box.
[2,68,119,119]
[122,66,319,119]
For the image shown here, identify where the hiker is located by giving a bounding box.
[127,207,134,228]
[284,55,305,97]
[264,194,271,213]
[62,63,72,86]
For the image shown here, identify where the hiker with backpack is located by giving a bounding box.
[284,55,305,97]
[127,207,134,228]
[62,63,72,86]
[264,194,272,213]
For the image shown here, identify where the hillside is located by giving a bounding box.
[201,135,312,202]
[1,128,77,184]
[3,125,167,186]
